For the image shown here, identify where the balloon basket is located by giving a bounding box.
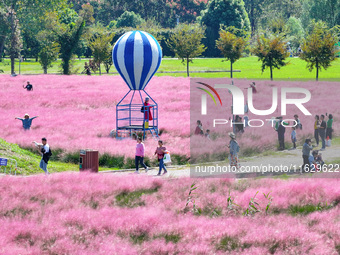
[116,90,159,140]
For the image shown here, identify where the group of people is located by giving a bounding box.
[302,139,324,172]
[15,80,51,174]
[314,114,333,151]
[83,61,99,76]
[274,115,302,151]
[276,113,334,152]
[134,138,168,176]
[194,120,211,139]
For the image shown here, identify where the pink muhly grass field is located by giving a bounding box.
[191,78,339,160]
[0,75,190,159]
[0,173,339,254]
[0,75,338,161]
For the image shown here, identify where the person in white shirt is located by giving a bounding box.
[33,137,51,174]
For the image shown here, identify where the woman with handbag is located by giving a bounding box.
[155,140,167,176]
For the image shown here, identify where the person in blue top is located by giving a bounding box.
[228,132,240,170]
[15,114,39,130]
[291,127,297,149]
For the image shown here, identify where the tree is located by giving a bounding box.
[37,31,60,74]
[201,0,250,56]
[6,8,22,75]
[259,0,303,30]
[301,0,340,29]
[0,7,10,62]
[46,5,94,74]
[167,24,206,77]
[89,26,114,75]
[252,33,289,80]
[216,27,248,78]
[116,11,144,28]
[300,21,338,81]
[243,0,263,36]
[285,17,305,54]
[0,0,68,71]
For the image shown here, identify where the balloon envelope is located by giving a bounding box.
[112,31,162,90]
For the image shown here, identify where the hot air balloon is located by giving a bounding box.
[113,31,162,139]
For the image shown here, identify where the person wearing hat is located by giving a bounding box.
[228,132,240,170]
[23,81,33,91]
[143,97,153,128]
[15,114,39,130]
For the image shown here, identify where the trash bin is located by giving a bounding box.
[79,150,99,173]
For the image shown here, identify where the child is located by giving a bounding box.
[291,127,296,149]
[315,151,324,167]
[205,129,211,140]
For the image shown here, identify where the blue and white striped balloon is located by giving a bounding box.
[112,31,162,90]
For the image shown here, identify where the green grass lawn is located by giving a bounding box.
[1,56,339,81]
[0,138,116,175]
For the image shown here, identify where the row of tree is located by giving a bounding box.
[0,0,339,77]
[168,21,339,81]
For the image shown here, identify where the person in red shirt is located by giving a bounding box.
[155,140,167,176]
[194,120,203,135]
[144,97,153,121]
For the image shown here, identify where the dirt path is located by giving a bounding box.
[135,144,340,178]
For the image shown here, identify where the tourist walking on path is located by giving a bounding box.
[155,140,167,176]
[33,137,52,175]
[314,115,320,147]
[326,114,333,140]
[228,132,240,170]
[319,115,326,150]
[135,137,149,174]
[302,139,313,172]
[15,114,39,130]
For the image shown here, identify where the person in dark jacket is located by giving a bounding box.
[276,117,286,150]
[319,115,326,150]
[302,139,313,172]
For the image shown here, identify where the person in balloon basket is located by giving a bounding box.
[33,137,52,175]
[135,137,149,174]
[143,97,153,127]
[155,140,167,176]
